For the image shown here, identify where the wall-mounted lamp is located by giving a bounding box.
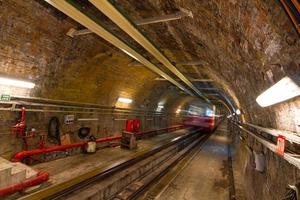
[117,97,133,104]
[0,77,35,89]
[156,105,164,112]
[176,108,181,114]
[256,76,300,107]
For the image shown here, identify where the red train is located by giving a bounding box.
[182,115,215,132]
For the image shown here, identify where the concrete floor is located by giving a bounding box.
[157,122,232,200]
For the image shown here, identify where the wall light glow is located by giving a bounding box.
[0,77,35,89]
[236,109,241,115]
[117,97,133,104]
[256,76,300,107]
[176,108,181,113]
[156,104,164,112]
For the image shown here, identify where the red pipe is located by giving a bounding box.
[12,142,86,162]
[12,125,185,162]
[96,135,121,143]
[12,136,122,162]
[0,170,49,197]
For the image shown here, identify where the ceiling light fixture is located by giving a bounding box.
[0,77,35,89]
[117,97,133,104]
[256,76,300,107]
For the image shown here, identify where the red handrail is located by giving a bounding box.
[0,170,49,197]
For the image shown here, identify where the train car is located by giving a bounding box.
[182,115,215,132]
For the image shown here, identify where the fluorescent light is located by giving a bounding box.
[206,108,214,117]
[158,105,164,109]
[236,109,241,115]
[117,97,133,104]
[256,76,300,107]
[0,77,35,89]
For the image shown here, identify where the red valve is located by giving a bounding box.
[125,120,134,132]
[133,118,140,133]
[276,135,285,156]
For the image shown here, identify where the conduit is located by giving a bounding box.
[230,121,300,169]
[89,0,209,102]
[44,0,194,96]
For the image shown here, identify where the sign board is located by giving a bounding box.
[64,114,75,124]
[0,94,11,101]
[276,135,285,156]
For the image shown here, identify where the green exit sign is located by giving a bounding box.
[0,94,11,101]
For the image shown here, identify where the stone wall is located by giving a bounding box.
[229,121,300,200]
[114,0,300,133]
[0,0,211,158]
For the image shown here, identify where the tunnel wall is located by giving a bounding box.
[1,1,298,199]
[109,1,300,198]
[0,0,212,158]
[116,0,300,133]
[229,121,299,200]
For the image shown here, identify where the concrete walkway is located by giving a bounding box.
[157,121,232,200]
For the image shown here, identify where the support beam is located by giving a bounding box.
[154,78,214,82]
[197,88,219,90]
[128,60,207,67]
[204,94,220,96]
[135,9,193,25]
[45,0,194,96]
[90,0,209,102]
[66,28,92,38]
[66,8,193,37]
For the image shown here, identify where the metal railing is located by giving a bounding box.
[229,120,300,169]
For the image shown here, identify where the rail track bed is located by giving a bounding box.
[17,127,208,200]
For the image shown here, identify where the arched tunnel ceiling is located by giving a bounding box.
[81,0,299,131]
[0,0,299,132]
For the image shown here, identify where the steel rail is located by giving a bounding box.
[123,118,224,200]
[44,0,194,96]
[19,127,201,200]
[49,129,202,200]
[89,0,209,102]
[127,133,209,200]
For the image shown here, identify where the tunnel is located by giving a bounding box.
[0,0,299,200]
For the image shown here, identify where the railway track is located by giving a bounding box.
[20,123,222,200]
[115,133,211,200]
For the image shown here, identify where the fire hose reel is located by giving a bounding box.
[48,117,60,144]
[78,127,90,139]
